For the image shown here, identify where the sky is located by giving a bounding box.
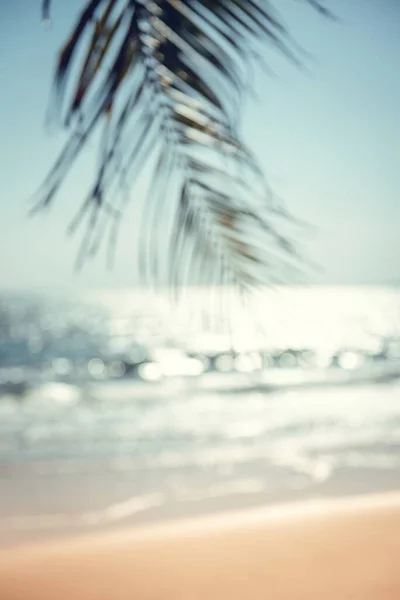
[0,0,399,290]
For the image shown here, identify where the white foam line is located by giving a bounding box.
[0,493,165,531]
[125,491,400,541]
[1,491,400,535]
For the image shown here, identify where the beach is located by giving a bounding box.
[1,492,400,600]
[1,287,400,596]
[2,374,400,547]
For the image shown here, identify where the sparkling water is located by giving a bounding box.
[0,286,399,541]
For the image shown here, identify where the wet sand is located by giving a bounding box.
[1,492,400,600]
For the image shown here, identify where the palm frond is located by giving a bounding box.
[35,0,331,292]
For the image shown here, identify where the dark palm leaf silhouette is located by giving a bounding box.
[35,0,331,290]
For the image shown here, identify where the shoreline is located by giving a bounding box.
[1,490,400,599]
[0,479,400,552]
[2,474,400,548]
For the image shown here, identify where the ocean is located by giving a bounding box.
[1,285,400,545]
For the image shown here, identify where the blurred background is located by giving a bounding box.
[0,1,399,546]
[1,286,400,545]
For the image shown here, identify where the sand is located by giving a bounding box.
[1,492,400,600]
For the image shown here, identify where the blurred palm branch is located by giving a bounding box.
[35,0,331,290]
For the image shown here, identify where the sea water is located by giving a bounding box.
[0,286,399,539]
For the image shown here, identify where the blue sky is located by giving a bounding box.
[0,0,399,290]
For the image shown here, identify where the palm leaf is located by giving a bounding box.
[35,0,332,293]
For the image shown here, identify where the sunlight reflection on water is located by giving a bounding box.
[0,286,399,534]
